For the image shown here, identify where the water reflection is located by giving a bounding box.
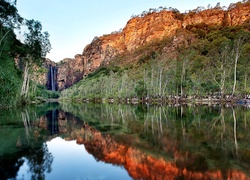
[61,103,250,179]
[46,109,59,135]
[0,105,55,180]
[0,103,250,179]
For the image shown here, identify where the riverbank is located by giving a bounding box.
[59,95,250,106]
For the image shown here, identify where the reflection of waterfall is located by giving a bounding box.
[46,109,59,135]
[51,109,56,134]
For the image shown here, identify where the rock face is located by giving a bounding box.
[14,57,58,90]
[56,54,84,90]
[49,2,250,90]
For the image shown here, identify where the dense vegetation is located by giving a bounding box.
[0,0,52,108]
[61,20,250,102]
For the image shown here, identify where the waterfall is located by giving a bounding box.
[47,65,57,91]
[50,66,55,91]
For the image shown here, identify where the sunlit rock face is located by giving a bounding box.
[124,11,182,50]
[33,3,249,90]
[227,4,250,25]
[79,4,249,76]
[182,9,225,28]
[182,4,250,27]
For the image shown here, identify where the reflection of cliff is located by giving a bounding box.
[75,126,249,180]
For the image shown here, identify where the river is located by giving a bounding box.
[1,102,250,180]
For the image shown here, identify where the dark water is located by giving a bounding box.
[1,103,250,180]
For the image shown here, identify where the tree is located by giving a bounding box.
[214,2,221,9]
[238,42,250,94]
[135,80,147,97]
[24,19,51,60]
[231,34,247,96]
[20,19,51,98]
[206,36,234,97]
[0,0,22,28]
[0,0,23,59]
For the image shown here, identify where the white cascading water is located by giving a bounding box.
[50,66,55,91]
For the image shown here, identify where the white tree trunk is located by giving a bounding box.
[21,61,30,98]
[232,37,244,96]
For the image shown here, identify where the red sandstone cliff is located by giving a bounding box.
[55,2,250,90]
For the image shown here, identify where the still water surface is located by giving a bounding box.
[1,102,250,180]
[17,137,130,180]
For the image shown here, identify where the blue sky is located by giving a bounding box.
[16,0,240,62]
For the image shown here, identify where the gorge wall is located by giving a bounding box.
[43,2,250,91]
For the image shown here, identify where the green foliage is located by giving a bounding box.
[0,0,52,108]
[24,19,51,59]
[135,80,147,97]
[0,56,22,108]
[0,0,23,28]
[33,84,60,99]
[87,66,113,78]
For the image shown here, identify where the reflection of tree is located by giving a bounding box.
[0,155,25,180]
[0,103,58,180]
[210,106,226,140]
[26,143,53,180]
[21,109,31,142]
[0,128,53,180]
[231,107,238,157]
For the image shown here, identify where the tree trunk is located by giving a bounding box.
[158,68,163,96]
[220,69,226,97]
[232,54,239,96]
[0,30,11,46]
[244,73,247,94]
[232,37,245,96]
[151,67,154,96]
[25,74,30,98]
[21,61,30,98]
